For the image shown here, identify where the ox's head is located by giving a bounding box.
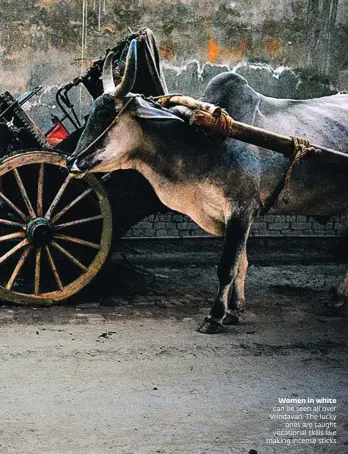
[67,39,183,174]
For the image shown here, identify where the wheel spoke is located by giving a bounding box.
[0,238,29,265]
[34,247,42,295]
[0,191,27,221]
[6,245,32,290]
[45,246,63,290]
[0,219,25,229]
[0,231,25,242]
[101,172,112,181]
[45,174,72,220]
[13,169,36,219]
[51,240,88,272]
[37,164,44,217]
[51,187,93,224]
[55,215,103,230]
[54,234,101,250]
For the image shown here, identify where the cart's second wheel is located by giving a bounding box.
[0,151,112,305]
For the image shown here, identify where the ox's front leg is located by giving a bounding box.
[224,248,248,325]
[199,216,250,334]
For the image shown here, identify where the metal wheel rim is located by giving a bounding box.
[0,151,112,305]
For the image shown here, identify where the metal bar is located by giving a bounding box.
[0,191,28,221]
[0,86,42,120]
[45,246,63,291]
[55,215,103,230]
[51,187,93,224]
[54,234,101,250]
[37,164,44,217]
[51,240,88,272]
[34,247,42,295]
[13,169,36,219]
[0,239,29,265]
[0,219,25,229]
[56,87,80,130]
[45,174,72,220]
[0,231,25,242]
[6,245,32,290]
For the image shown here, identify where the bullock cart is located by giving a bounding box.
[0,28,166,305]
[0,28,346,306]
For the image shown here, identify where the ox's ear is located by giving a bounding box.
[133,97,184,122]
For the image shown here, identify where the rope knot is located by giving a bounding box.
[282,136,320,203]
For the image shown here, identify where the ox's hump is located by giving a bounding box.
[203,71,261,124]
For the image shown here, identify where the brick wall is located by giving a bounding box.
[124,213,348,238]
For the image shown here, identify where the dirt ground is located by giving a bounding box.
[0,240,347,454]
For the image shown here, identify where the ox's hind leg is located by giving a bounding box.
[224,248,248,325]
[199,216,251,334]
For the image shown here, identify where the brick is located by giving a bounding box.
[267,222,289,230]
[144,230,155,237]
[178,229,190,237]
[190,229,209,236]
[155,230,167,237]
[323,223,334,230]
[252,222,267,230]
[311,222,325,229]
[136,222,153,229]
[177,222,195,229]
[167,230,179,236]
[290,222,311,230]
[295,215,307,222]
[172,214,184,222]
[334,223,346,231]
[132,229,145,237]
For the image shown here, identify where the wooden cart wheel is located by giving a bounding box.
[0,151,112,305]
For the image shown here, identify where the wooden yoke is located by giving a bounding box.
[157,94,348,165]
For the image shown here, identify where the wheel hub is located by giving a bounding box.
[27,218,53,247]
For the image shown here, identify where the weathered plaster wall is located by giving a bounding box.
[1,0,348,91]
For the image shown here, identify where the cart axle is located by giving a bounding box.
[27,218,53,247]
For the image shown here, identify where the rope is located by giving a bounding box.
[79,0,88,121]
[282,136,320,203]
[204,110,232,137]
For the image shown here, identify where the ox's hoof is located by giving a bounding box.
[327,299,347,315]
[328,288,348,315]
[224,310,241,325]
[198,317,224,334]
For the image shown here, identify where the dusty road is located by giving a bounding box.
[0,243,347,453]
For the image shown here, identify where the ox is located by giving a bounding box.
[67,40,348,334]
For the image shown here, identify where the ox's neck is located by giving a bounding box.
[123,121,228,235]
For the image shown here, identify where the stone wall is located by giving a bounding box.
[125,213,348,239]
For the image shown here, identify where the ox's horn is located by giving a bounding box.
[115,39,138,97]
[102,51,116,95]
